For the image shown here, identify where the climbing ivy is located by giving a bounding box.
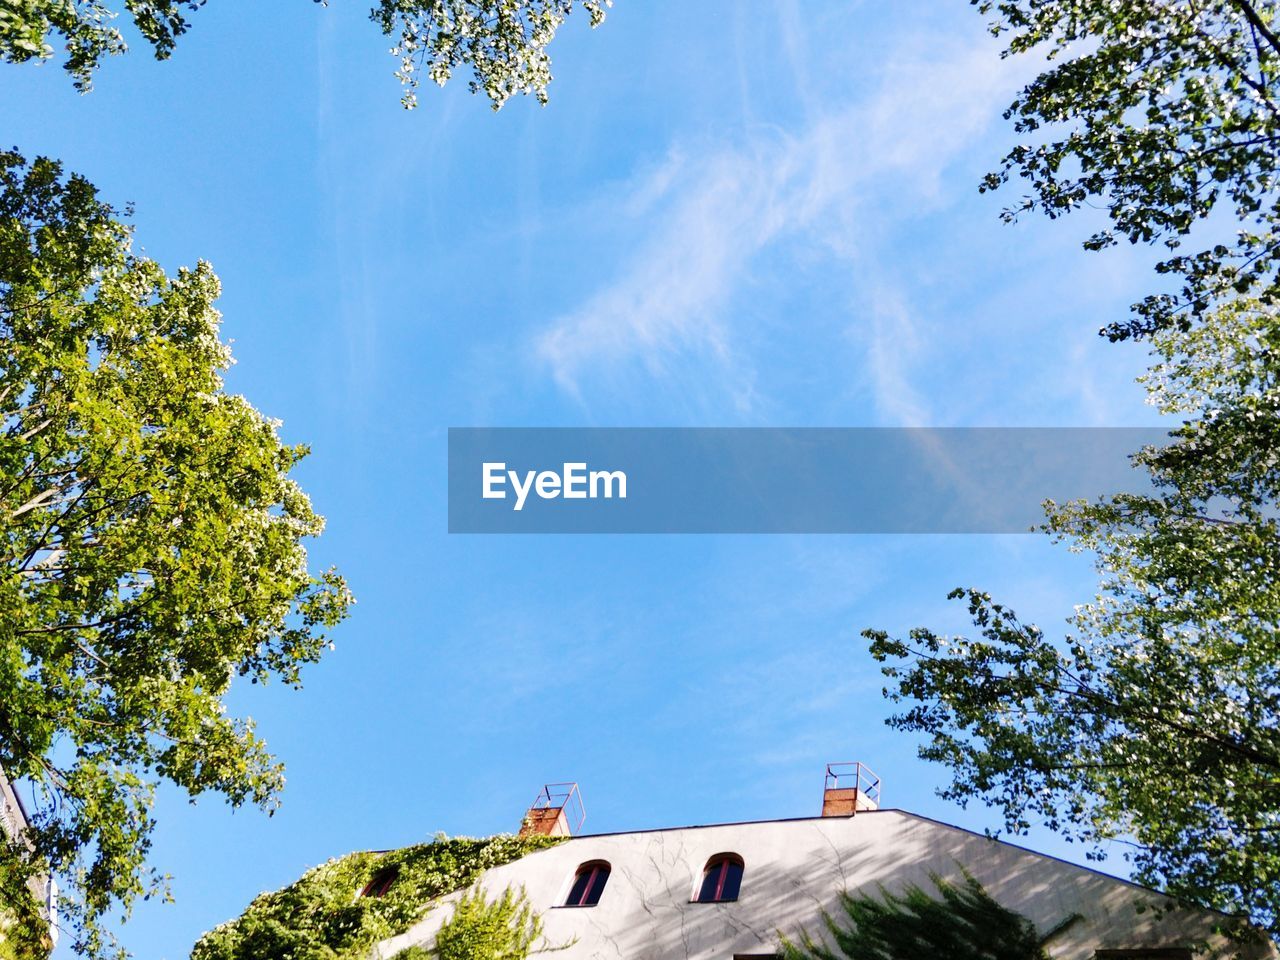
[189,834,564,960]
[396,884,557,960]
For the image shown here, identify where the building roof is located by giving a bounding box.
[373,809,1278,960]
[569,808,1231,913]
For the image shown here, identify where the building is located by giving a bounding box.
[372,766,1276,960]
[0,766,57,955]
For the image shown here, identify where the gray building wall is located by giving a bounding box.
[374,810,1275,960]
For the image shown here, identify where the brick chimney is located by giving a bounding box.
[821,762,880,816]
[517,782,585,838]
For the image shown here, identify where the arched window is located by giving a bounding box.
[696,854,743,903]
[564,860,610,907]
[359,866,398,899]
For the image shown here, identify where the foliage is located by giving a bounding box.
[371,0,609,109]
[866,306,1280,937]
[974,0,1280,341]
[427,884,543,960]
[190,834,564,960]
[779,871,1061,960]
[0,855,47,960]
[0,911,46,960]
[0,0,206,91]
[0,148,351,958]
[0,0,609,106]
[863,0,1280,943]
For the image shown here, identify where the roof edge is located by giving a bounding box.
[565,807,1254,926]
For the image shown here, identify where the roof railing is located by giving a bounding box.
[824,761,881,807]
[527,781,586,835]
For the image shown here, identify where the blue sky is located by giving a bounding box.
[2,1,1173,956]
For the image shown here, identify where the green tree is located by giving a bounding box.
[0,0,608,107]
[864,0,1280,943]
[974,0,1280,341]
[866,302,1280,939]
[0,148,351,958]
[779,872,1066,960]
[0,855,47,960]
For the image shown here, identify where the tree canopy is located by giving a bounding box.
[864,0,1280,943]
[866,301,1280,939]
[0,149,351,958]
[0,0,609,107]
[976,0,1280,341]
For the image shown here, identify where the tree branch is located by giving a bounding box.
[1231,0,1280,61]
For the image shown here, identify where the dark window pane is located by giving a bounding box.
[697,862,723,902]
[565,863,609,907]
[696,857,744,902]
[583,866,609,905]
[566,870,593,906]
[720,860,743,900]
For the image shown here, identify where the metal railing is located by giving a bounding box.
[824,762,881,807]
[528,781,586,834]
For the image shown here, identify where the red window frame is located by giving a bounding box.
[696,854,744,903]
[360,867,398,899]
[564,861,610,907]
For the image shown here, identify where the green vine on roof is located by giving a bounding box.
[189,833,565,960]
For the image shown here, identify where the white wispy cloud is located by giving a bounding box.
[853,285,931,427]
[534,35,1022,417]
